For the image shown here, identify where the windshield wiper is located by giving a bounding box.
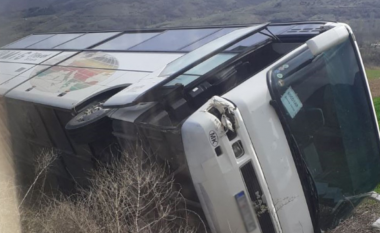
[343,191,380,202]
[332,191,380,213]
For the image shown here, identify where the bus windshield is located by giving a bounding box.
[270,37,380,230]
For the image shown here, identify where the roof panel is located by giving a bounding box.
[225,26,293,52]
[129,28,220,51]
[266,25,294,34]
[55,32,120,49]
[181,28,238,51]
[165,53,237,87]
[42,52,79,65]
[4,34,54,49]
[184,53,236,76]
[28,34,84,49]
[94,32,159,50]
[159,24,267,77]
[60,51,184,72]
[165,75,199,86]
[226,33,269,52]
[0,50,60,64]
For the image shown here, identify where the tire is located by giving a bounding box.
[65,104,113,144]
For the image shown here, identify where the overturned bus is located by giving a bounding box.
[1,21,380,233]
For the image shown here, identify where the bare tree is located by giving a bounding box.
[20,148,207,233]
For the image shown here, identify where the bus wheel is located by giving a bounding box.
[66,102,113,144]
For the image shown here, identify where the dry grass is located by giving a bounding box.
[13,143,380,233]
[18,149,58,208]
[327,200,380,233]
[19,149,207,233]
[17,148,380,233]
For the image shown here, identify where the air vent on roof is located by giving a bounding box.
[281,24,323,36]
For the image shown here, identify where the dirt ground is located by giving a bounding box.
[369,79,380,98]
[327,200,380,233]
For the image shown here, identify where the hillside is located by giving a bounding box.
[0,0,56,13]
[156,0,380,44]
[1,0,380,49]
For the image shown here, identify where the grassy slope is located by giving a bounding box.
[366,69,380,80]
[2,0,380,46]
[373,97,380,124]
